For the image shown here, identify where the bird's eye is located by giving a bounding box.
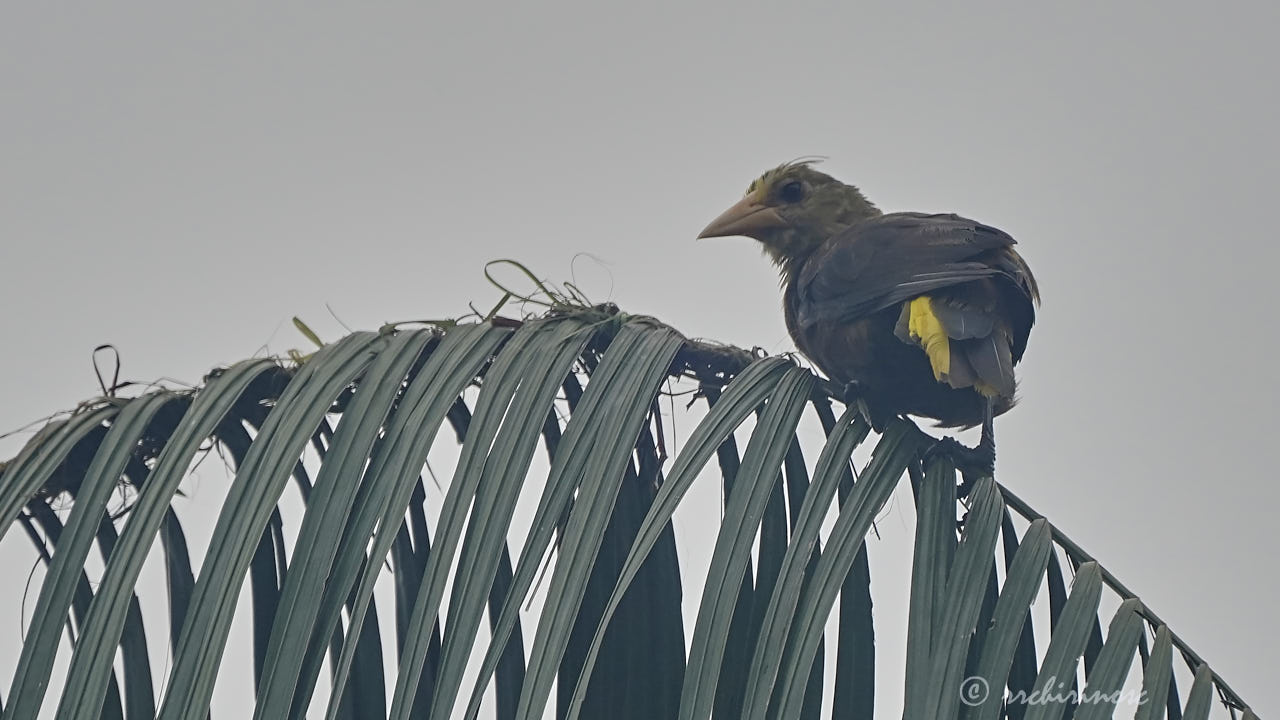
[778,181,804,203]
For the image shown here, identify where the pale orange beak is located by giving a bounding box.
[697,194,787,239]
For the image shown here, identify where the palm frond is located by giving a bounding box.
[0,306,1259,719]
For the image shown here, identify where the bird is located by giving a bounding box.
[697,159,1039,481]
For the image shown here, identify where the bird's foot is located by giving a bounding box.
[922,435,995,499]
[841,381,865,407]
[842,381,890,432]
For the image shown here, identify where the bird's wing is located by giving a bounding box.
[793,212,1038,398]
[793,212,1024,329]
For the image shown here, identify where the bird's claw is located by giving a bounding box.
[922,435,994,499]
[842,381,890,432]
[921,435,963,464]
[841,381,865,407]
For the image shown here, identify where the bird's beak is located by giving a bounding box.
[697,195,787,239]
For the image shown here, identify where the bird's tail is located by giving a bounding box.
[896,296,1016,399]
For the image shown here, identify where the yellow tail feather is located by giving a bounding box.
[907,297,950,382]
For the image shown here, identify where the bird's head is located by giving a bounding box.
[698,159,880,272]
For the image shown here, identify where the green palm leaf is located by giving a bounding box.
[0,307,1259,719]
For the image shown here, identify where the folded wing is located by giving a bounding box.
[793,212,1038,397]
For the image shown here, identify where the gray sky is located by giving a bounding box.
[1,2,1276,717]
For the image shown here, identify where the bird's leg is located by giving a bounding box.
[923,397,996,499]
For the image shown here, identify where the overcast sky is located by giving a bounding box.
[1,2,1276,717]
